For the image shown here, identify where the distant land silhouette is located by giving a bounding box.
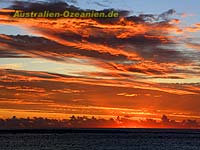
[0,115,199,129]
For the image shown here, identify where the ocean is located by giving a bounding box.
[0,129,199,150]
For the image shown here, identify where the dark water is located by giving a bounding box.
[0,129,200,150]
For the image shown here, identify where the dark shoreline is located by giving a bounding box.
[0,128,200,134]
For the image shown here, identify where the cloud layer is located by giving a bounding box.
[0,1,200,122]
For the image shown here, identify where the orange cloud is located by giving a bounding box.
[185,23,200,32]
[0,68,200,121]
[117,93,138,97]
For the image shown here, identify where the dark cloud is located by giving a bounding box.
[94,2,109,7]
[0,1,199,80]
[10,1,70,12]
[0,34,129,61]
[158,9,176,21]
[0,50,28,58]
[7,1,175,23]
[0,1,185,65]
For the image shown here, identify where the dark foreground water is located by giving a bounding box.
[0,128,200,150]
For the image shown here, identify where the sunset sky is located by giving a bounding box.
[0,0,200,123]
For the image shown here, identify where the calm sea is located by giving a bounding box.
[0,129,200,150]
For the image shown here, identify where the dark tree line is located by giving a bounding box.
[0,115,199,129]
